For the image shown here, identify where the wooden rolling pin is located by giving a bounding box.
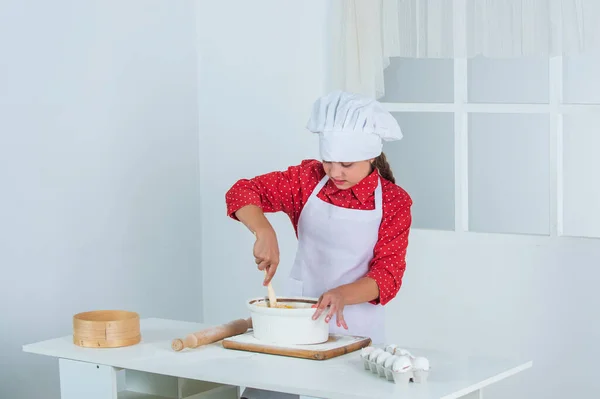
[171,318,252,351]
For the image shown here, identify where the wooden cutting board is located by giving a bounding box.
[221,331,371,360]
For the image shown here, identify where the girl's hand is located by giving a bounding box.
[253,227,280,286]
[312,288,348,329]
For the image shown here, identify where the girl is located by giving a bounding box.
[225,90,412,345]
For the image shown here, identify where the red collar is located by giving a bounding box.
[321,169,379,204]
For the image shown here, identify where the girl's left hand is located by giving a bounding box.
[312,288,348,330]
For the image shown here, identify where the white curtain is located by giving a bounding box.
[331,0,600,99]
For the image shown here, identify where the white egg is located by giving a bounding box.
[360,346,376,359]
[368,348,384,361]
[391,355,413,373]
[412,356,430,371]
[376,351,392,365]
[396,348,412,357]
[384,354,398,369]
[385,344,398,354]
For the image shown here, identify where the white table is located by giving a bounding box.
[22,318,532,399]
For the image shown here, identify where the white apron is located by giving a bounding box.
[288,174,385,344]
[241,175,385,399]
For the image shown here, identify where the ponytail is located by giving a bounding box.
[372,152,395,184]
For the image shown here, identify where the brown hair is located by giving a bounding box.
[371,152,395,184]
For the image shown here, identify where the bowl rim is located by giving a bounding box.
[247,296,323,315]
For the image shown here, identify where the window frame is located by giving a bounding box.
[380,0,600,239]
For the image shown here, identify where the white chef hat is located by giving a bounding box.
[306,90,403,162]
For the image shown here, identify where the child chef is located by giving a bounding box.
[226,90,411,337]
[226,89,412,336]
[225,91,412,397]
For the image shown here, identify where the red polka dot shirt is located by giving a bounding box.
[225,159,412,306]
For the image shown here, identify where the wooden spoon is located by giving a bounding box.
[252,231,278,307]
[264,270,278,308]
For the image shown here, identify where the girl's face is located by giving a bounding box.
[322,159,374,190]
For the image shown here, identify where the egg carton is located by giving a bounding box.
[359,344,430,384]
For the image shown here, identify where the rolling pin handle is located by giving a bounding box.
[171,338,184,352]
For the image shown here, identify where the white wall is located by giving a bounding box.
[0,1,201,398]
[386,230,600,399]
[194,0,328,324]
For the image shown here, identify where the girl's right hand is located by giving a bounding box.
[253,227,280,286]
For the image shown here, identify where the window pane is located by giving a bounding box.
[563,53,600,104]
[381,58,454,103]
[468,113,550,235]
[468,56,549,104]
[562,113,600,238]
[386,112,455,231]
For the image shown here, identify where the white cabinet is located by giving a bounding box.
[59,359,239,399]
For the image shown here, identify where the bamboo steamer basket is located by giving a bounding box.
[73,310,141,348]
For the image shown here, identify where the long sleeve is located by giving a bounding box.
[225,159,323,230]
[366,187,412,305]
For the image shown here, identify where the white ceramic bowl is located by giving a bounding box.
[247,296,329,345]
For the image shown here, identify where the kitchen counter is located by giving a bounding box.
[22,318,532,399]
